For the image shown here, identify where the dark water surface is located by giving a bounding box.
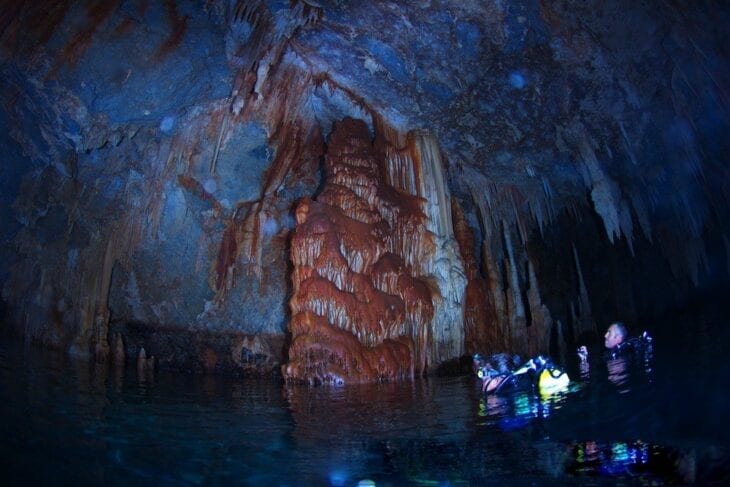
[2,314,729,485]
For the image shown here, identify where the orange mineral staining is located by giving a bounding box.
[284,118,435,384]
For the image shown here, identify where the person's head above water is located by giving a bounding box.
[604,322,628,349]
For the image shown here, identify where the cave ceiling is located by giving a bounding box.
[2,1,726,240]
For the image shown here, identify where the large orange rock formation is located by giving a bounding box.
[284,118,438,384]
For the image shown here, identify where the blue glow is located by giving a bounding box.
[159,116,175,133]
[329,469,348,486]
[612,442,629,462]
[509,72,526,89]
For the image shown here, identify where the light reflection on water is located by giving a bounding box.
[0,333,728,485]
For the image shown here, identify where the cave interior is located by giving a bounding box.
[0,0,728,383]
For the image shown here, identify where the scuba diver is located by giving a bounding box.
[577,322,653,362]
[473,353,570,395]
[472,353,521,393]
[576,322,654,386]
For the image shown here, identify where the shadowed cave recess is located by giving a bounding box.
[0,0,727,383]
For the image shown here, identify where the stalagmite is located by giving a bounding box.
[285,118,437,383]
[452,199,497,355]
[404,132,466,366]
[137,347,155,375]
[113,333,125,364]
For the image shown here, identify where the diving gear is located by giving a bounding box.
[482,373,513,393]
[512,355,547,376]
[538,368,570,393]
[479,354,570,395]
[523,355,570,394]
[606,330,653,359]
[474,353,523,391]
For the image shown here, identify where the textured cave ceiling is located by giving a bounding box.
[0,0,728,374]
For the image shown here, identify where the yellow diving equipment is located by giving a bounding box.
[538,367,570,394]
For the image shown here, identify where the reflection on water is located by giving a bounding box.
[607,357,629,390]
[477,388,571,431]
[567,440,695,484]
[579,339,653,392]
[0,330,729,485]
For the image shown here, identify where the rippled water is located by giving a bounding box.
[1,314,729,485]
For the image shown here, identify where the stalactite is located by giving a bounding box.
[73,277,97,357]
[629,190,653,243]
[23,129,178,356]
[195,0,331,301]
[653,222,704,287]
[209,112,229,174]
[578,134,626,244]
[409,132,454,238]
[620,203,635,257]
[408,131,467,363]
[210,114,324,303]
[145,144,184,241]
[66,228,121,359]
[618,120,639,166]
[569,301,579,348]
[384,147,418,196]
[373,115,408,150]
[509,188,528,245]
[93,234,116,359]
[471,187,508,352]
[572,243,595,338]
[502,222,527,352]
[556,319,566,369]
[525,258,552,356]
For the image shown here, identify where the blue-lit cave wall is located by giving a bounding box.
[0,0,728,374]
